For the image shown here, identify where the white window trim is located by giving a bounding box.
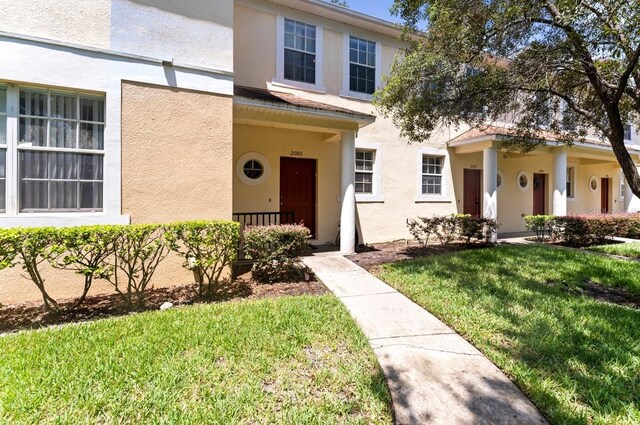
[516,170,530,192]
[567,163,578,202]
[0,82,129,225]
[274,15,326,93]
[355,141,383,203]
[236,152,271,186]
[340,33,382,101]
[415,146,451,203]
[496,170,504,192]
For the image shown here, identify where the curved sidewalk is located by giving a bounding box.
[303,251,548,425]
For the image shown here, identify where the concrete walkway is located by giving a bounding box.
[303,251,548,425]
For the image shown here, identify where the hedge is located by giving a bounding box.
[407,214,499,246]
[243,224,310,283]
[0,220,240,312]
[524,213,640,246]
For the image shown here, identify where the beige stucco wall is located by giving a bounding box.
[233,124,341,244]
[0,0,112,48]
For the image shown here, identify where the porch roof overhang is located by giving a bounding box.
[448,125,640,162]
[233,85,375,135]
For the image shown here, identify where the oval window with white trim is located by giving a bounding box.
[496,171,504,191]
[236,152,270,186]
[517,171,530,191]
[589,176,598,193]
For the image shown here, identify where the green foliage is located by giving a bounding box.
[378,245,640,424]
[378,0,640,196]
[49,226,122,310]
[524,215,555,242]
[165,220,240,297]
[0,296,393,424]
[407,214,498,246]
[244,225,311,283]
[0,227,60,312]
[108,224,169,309]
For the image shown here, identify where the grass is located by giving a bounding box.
[589,242,640,259]
[377,244,640,425]
[0,295,392,425]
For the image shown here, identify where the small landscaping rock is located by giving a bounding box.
[160,302,174,311]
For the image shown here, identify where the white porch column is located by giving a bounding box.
[340,131,356,255]
[552,150,567,216]
[483,147,498,242]
[625,167,640,212]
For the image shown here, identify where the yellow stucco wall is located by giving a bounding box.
[0,0,112,48]
[121,81,233,223]
[233,124,341,244]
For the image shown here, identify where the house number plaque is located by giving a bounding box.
[290,150,304,157]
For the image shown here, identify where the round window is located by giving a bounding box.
[243,160,264,179]
[519,175,528,188]
[516,171,530,192]
[496,172,502,189]
[589,176,598,192]
[236,152,271,186]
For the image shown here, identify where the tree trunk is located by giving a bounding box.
[607,113,640,200]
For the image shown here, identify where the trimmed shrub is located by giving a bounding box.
[48,225,122,311]
[407,214,498,246]
[244,225,311,283]
[0,227,61,312]
[524,215,555,242]
[107,224,169,308]
[165,220,240,297]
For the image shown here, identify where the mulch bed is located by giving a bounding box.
[347,240,491,271]
[0,273,327,335]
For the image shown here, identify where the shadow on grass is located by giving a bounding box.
[380,245,640,425]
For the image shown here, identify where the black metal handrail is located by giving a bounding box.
[232,211,296,228]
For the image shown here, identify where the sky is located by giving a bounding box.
[340,1,401,23]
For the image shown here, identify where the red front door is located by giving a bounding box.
[463,169,482,217]
[533,173,547,215]
[280,157,316,237]
[601,177,611,213]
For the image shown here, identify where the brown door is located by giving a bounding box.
[463,169,482,216]
[280,157,316,237]
[601,177,611,213]
[533,173,547,215]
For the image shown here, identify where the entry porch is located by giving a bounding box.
[232,86,374,254]
[449,127,640,234]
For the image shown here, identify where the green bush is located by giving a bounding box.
[524,215,555,242]
[165,220,240,297]
[107,224,169,309]
[49,225,122,310]
[407,214,498,246]
[0,227,61,312]
[244,225,311,283]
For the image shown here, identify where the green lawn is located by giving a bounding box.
[377,245,640,425]
[0,296,392,425]
[589,242,640,259]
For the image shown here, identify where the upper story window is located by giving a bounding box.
[624,124,632,141]
[284,19,316,85]
[17,87,104,212]
[349,36,376,95]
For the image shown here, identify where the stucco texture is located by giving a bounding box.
[0,0,111,48]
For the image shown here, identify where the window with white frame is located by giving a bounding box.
[355,149,375,194]
[17,87,104,212]
[284,18,316,85]
[624,124,632,141]
[421,155,444,195]
[349,36,376,95]
[566,166,575,198]
[0,86,6,212]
